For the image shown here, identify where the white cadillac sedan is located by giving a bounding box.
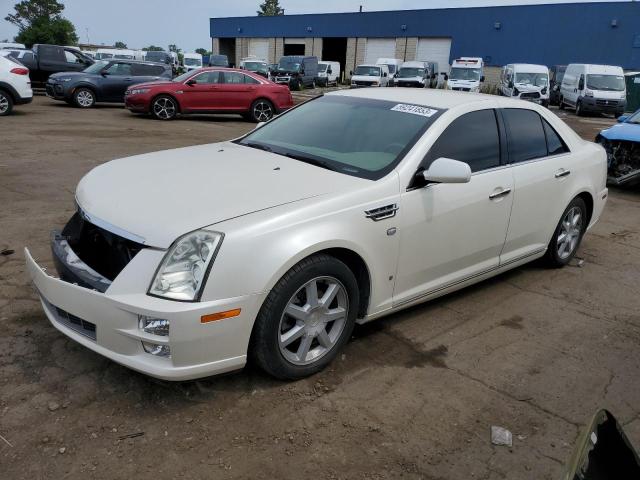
[26,89,608,380]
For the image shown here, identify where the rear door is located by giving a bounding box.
[217,71,259,110]
[179,70,223,111]
[499,107,573,263]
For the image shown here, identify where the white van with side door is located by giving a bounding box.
[560,64,626,116]
[500,64,550,107]
[317,61,340,86]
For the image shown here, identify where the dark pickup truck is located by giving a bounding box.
[8,44,94,84]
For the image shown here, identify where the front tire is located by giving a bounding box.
[576,100,584,116]
[544,197,587,268]
[0,90,13,116]
[249,98,274,123]
[151,95,178,120]
[251,254,359,380]
[73,88,95,108]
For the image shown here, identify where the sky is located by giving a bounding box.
[0,0,629,52]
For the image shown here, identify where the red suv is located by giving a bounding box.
[124,67,293,122]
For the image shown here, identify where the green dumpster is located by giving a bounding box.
[625,71,640,112]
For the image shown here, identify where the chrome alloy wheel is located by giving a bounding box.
[557,206,583,259]
[76,90,94,107]
[253,100,273,122]
[0,94,8,114]
[278,276,348,366]
[153,97,176,119]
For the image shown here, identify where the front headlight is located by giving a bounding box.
[149,230,223,301]
[128,88,150,95]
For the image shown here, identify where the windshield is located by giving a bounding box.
[318,64,328,72]
[83,60,108,73]
[96,53,112,59]
[184,57,201,66]
[515,72,548,87]
[587,74,625,91]
[237,96,443,180]
[278,59,300,72]
[173,71,195,83]
[145,52,168,63]
[244,61,267,72]
[114,54,133,59]
[354,66,381,77]
[386,64,397,74]
[210,56,227,66]
[398,67,425,78]
[626,110,640,124]
[449,67,481,81]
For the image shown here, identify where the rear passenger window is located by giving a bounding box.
[502,109,548,163]
[423,109,501,173]
[244,75,260,84]
[542,119,569,155]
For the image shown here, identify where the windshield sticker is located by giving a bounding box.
[391,104,438,117]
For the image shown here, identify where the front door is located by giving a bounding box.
[100,62,134,101]
[394,109,513,307]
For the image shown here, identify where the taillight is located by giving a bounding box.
[10,67,29,75]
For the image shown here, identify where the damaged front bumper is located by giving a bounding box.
[597,137,640,186]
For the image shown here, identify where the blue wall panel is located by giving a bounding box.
[210,2,640,68]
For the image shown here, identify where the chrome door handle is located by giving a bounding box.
[489,188,512,200]
[555,170,571,178]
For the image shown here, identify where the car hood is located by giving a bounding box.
[397,76,424,83]
[49,71,97,81]
[75,141,364,248]
[352,75,382,82]
[599,122,640,142]
[514,83,545,92]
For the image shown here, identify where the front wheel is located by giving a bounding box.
[73,88,95,108]
[544,197,587,268]
[249,98,274,123]
[0,90,13,116]
[576,100,585,116]
[250,254,359,380]
[151,95,178,120]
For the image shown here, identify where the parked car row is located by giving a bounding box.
[0,52,33,115]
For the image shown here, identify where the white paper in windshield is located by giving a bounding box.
[391,104,438,117]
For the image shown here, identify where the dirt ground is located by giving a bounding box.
[1,96,639,480]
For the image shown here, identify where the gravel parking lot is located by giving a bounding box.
[1,96,639,479]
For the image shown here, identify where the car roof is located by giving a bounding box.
[510,63,549,72]
[328,88,496,109]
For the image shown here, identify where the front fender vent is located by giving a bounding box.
[365,204,398,222]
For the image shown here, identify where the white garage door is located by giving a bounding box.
[284,38,305,45]
[248,39,269,61]
[364,38,396,64]
[416,38,452,74]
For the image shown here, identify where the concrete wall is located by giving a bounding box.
[211,38,220,56]
[345,37,368,79]
[275,37,284,63]
[483,66,502,87]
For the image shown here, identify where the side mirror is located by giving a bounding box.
[383,72,388,77]
[578,78,585,90]
[101,71,109,77]
[508,80,514,88]
[565,410,640,480]
[185,79,196,86]
[327,69,332,74]
[349,70,353,76]
[480,75,485,83]
[617,115,629,123]
[423,158,471,184]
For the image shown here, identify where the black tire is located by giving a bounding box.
[295,79,303,91]
[541,100,549,108]
[559,96,565,110]
[544,197,587,268]
[249,98,274,123]
[73,87,95,108]
[151,95,178,120]
[0,89,13,116]
[576,100,584,116]
[250,254,359,380]
[311,79,316,89]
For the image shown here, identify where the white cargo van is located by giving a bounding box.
[183,52,203,72]
[375,58,402,86]
[350,64,390,88]
[317,61,340,86]
[500,63,550,106]
[446,57,484,92]
[560,64,626,116]
[395,61,430,88]
[0,42,26,50]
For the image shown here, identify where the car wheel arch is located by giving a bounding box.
[151,93,181,113]
[71,83,98,100]
[0,83,17,102]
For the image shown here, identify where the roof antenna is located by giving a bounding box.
[359,5,363,12]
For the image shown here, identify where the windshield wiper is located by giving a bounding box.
[284,152,337,172]
[243,142,273,153]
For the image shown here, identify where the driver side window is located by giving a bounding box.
[421,109,501,174]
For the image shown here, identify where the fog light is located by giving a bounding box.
[142,341,171,357]
[139,316,169,336]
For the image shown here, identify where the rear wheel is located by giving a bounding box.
[73,88,95,108]
[249,98,274,123]
[544,197,587,268]
[251,254,359,380]
[151,95,178,120]
[0,90,13,116]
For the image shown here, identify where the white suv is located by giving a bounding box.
[0,54,33,115]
